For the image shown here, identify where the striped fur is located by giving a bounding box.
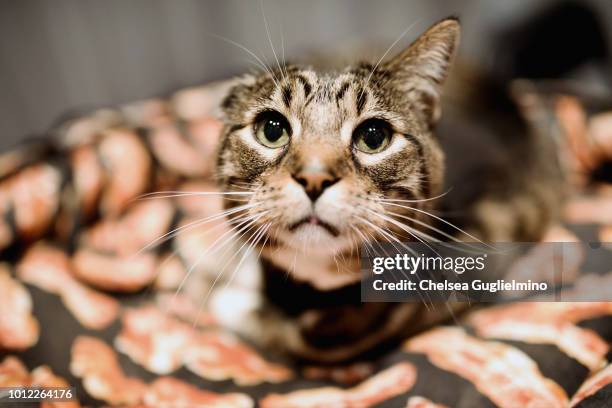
[214,18,562,361]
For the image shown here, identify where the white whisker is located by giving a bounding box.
[138,190,254,200]
[380,201,492,247]
[364,208,442,252]
[192,221,270,327]
[381,209,488,255]
[352,216,433,308]
[167,210,269,313]
[210,33,280,88]
[260,0,285,82]
[377,188,452,204]
[135,202,258,255]
[359,18,421,100]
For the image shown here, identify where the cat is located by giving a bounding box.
[212,17,564,362]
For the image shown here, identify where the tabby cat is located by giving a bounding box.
[213,18,563,362]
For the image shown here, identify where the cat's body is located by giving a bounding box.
[212,18,564,362]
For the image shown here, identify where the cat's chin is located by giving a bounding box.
[287,215,339,236]
[275,224,354,256]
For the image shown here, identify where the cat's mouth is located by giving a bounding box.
[288,216,340,237]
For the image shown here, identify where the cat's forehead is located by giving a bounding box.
[277,67,378,130]
[286,67,368,104]
[224,64,378,118]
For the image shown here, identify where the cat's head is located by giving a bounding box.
[216,18,460,255]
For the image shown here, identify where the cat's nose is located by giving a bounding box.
[292,171,340,201]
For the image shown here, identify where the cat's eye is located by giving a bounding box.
[254,111,291,149]
[353,119,392,154]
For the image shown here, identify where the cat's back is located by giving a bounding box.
[436,64,564,241]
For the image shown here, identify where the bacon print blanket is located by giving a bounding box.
[1,82,612,407]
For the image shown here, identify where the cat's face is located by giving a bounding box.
[216,19,459,256]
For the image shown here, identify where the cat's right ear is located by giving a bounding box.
[381,18,460,128]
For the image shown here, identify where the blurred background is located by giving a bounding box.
[1,0,611,150]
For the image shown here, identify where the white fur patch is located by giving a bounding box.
[209,251,263,331]
[340,119,356,145]
[264,246,361,290]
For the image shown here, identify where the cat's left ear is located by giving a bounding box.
[382,17,460,128]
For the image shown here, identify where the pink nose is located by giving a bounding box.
[292,171,339,201]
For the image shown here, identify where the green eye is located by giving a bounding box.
[353,119,392,154]
[254,111,291,148]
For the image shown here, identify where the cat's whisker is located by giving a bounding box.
[364,208,442,255]
[351,217,433,308]
[377,188,452,204]
[210,33,281,88]
[222,197,252,203]
[245,60,273,78]
[167,212,262,300]
[136,202,259,255]
[191,219,270,328]
[137,190,255,200]
[357,210,474,310]
[229,180,259,190]
[382,209,487,255]
[167,214,267,321]
[278,18,287,78]
[143,215,239,303]
[349,218,383,258]
[337,243,350,265]
[359,18,421,101]
[331,251,353,276]
[212,217,267,277]
[357,224,433,314]
[260,0,286,82]
[220,221,270,289]
[167,210,269,312]
[345,230,356,258]
[322,203,368,256]
[357,225,402,285]
[353,214,418,258]
[223,221,270,289]
[352,221,402,269]
[256,224,272,259]
[366,230,409,284]
[378,201,493,247]
[349,227,363,258]
[380,209,456,241]
[366,209,448,275]
[349,225,374,257]
[332,253,340,274]
[364,220,448,316]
